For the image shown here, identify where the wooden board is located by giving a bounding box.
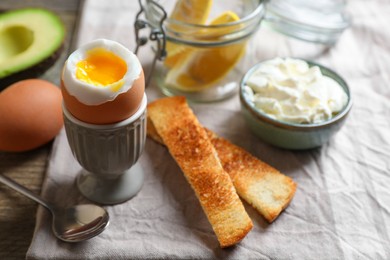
[0,1,81,258]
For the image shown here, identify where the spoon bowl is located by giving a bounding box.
[0,174,109,242]
[52,204,110,242]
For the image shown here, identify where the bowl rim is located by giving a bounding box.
[239,58,353,131]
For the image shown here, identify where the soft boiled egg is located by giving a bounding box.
[61,39,145,124]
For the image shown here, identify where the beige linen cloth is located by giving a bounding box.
[27,0,390,259]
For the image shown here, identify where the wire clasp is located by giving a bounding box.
[134,0,167,87]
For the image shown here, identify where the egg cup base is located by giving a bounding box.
[63,94,147,204]
[76,163,144,205]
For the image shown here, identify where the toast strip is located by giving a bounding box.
[205,130,296,222]
[147,96,253,248]
[147,104,296,223]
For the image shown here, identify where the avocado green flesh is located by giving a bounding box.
[0,26,34,62]
[0,8,65,83]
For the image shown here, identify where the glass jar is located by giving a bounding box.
[138,0,265,102]
[135,0,350,102]
[264,0,350,45]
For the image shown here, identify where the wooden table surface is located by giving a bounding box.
[0,1,81,258]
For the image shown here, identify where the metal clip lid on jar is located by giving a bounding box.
[134,0,350,102]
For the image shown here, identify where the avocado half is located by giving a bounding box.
[0,8,65,90]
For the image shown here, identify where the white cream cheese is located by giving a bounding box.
[243,58,348,124]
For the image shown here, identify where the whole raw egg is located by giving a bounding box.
[61,39,145,124]
[0,79,63,152]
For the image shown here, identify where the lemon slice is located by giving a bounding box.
[164,43,193,68]
[164,0,212,68]
[165,11,246,91]
[169,0,212,24]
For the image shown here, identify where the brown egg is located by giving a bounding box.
[0,79,63,152]
[61,39,145,125]
[61,70,145,125]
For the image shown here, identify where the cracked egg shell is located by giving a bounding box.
[61,39,145,125]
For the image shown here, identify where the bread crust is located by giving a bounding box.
[147,96,253,248]
[147,101,296,223]
[205,130,297,222]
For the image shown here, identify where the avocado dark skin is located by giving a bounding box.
[0,45,63,90]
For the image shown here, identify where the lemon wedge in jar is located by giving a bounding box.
[164,0,212,68]
[169,0,212,24]
[165,11,246,91]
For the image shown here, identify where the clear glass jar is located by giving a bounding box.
[136,0,350,102]
[142,0,265,102]
[264,0,350,45]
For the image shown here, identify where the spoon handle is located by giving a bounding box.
[0,174,52,210]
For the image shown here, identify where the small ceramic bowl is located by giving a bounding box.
[239,60,352,150]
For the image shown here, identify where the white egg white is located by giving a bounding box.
[62,39,142,105]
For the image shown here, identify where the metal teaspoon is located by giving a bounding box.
[0,174,109,242]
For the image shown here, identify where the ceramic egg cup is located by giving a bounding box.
[63,94,147,205]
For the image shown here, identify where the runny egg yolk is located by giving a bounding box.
[76,47,127,90]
